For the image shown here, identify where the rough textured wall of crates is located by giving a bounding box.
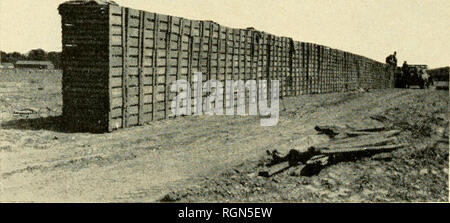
[58,1,393,132]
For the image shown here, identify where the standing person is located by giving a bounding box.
[402,61,409,88]
[385,51,397,72]
[402,61,409,74]
[386,54,392,72]
[386,54,393,65]
[385,51,397,67]
[386,52,397,87]
[391,52,397,67]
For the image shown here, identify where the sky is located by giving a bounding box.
[0,0,449,68]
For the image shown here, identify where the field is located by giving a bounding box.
[0,69,448,202]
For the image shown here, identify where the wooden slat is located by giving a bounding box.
[122,7,129,128]
[138,11,145,125]
[165,16,172,118]
[198,21,203,73]
[266,35,271,100]
[279,38,282,96]
[238,30,242,81]
[207,22,213,81]
[243,30,247,82]
[317,45,322,94]
[175,19,184,116]
[187,20,194,115]
[249,30,254,82]
[292,41,296,96]
[216,25,221,81]
[279,38,283,97]
[304,42,308,94]
[152,14,159,121]
[231,29,235,81]
[223,28,228,110]
[346,52,349,91]
[258,33,264,103]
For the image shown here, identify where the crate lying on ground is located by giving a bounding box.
[59,0,393,132]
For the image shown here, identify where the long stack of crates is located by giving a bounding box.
[59,0,393,132]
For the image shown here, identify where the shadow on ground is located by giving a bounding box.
[1,116,78,133]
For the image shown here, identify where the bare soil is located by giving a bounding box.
[0,70,448,202]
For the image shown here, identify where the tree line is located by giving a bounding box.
[1,49,61,69]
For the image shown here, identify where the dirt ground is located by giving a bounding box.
[0,70,448,202]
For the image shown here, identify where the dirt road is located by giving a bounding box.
[0,75,448,202]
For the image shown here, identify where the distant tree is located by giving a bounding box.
[1,52,26,63]
[1,50,62,68]
[27,49,48,61]
[47,51,62,69]
[0,51,6,62]
[9,52,26,62]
